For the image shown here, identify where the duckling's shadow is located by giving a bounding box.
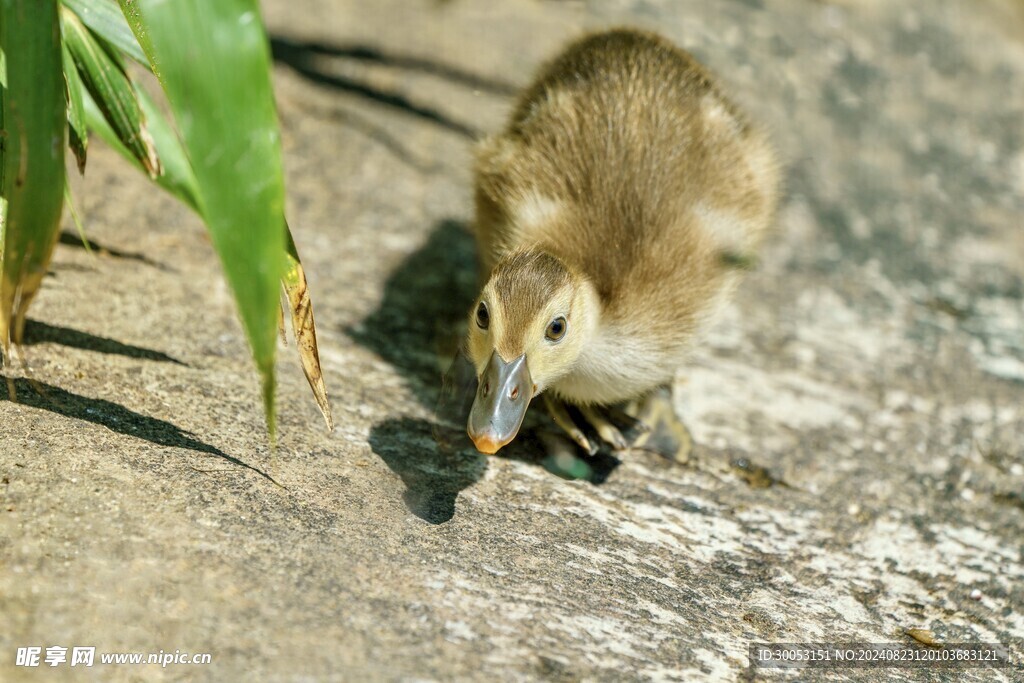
[346,219,477,407]
[351,219,621,523]
[351,219,480,523]
[369,417,484,524]
[369,415,621,524]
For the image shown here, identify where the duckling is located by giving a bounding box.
[465,28,778,455]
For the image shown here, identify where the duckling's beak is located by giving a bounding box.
[467,351,533,454]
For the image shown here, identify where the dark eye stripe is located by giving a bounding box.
[546,316,567,342]
[476,302,490,330]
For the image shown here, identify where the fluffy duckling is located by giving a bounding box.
[465,28,778,455]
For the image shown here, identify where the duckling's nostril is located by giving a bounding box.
[482,382,490,397]
[510,386,520,400]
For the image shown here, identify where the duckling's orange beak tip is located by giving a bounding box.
[470,434,505,455]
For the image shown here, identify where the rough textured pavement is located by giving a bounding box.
[2,0,1023,680]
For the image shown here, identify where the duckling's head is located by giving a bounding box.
[466,249,599,454]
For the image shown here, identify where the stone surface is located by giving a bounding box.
[2,0,1023,680]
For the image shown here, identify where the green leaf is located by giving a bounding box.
[0,49,6,189]
[119,0,288,436]
[61,41,88,173]
[84,82,200,211]
[0,0,67,362]
[61,6,159,179]
[114,0,157,78]
[90,79,332,433]
[61,0,149,68]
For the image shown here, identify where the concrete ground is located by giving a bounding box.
[2,0,1023,680]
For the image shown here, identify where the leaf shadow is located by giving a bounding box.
[270,36,487,138]
[2,378,277,484]
[271,37,518,97]
[23,319,185,365]
[58,231,172,271]
[302,103,439,172]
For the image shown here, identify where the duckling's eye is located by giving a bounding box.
[475,302,490,330]
[545,316,567,342]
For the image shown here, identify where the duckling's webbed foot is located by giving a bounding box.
[543,394,598,455]
[625,384,693,462]
[578,405,630,451]
[543,395,646,455]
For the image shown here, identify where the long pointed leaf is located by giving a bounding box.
[91,84,332,431]
[61,41,88,173]
[0,0,67,359]
[113,0,157,77]
[283,225,332,431]
[119,0,288,436]
[61,0,149,68]
[61,6,160,178]
[1,41,7,190]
